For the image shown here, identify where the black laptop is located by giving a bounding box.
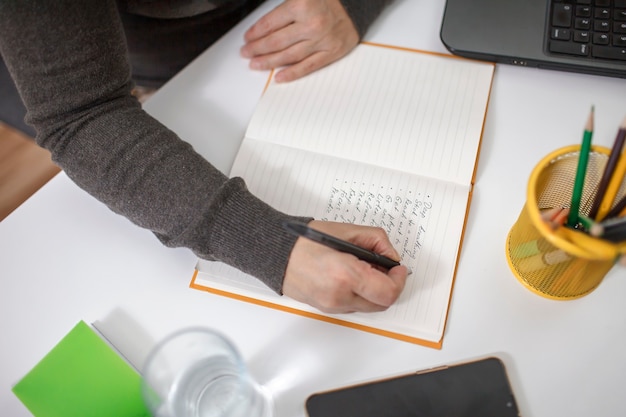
[440,0,626,79]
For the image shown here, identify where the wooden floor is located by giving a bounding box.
[0,88,156,222]
[0,122,60,221]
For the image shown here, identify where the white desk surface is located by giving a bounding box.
[2,1,626,416]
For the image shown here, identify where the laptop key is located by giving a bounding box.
[594,20,610,31]
[575,17,591,29]
[552,4,573,27]
[552,28,572,40]
[574,31,590,42]
[576,6,592,17]
[592,45,626,60]
[550,40,589,56]
[594,8,611,19]
[593,33,610,44]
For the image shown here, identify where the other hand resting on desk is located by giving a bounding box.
[240,0,360,82]
[283,220,408,314]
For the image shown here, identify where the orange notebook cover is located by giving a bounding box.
[190,42,495,348]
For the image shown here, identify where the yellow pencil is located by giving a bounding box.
[596,146,626,221]
[589,115,626,219]
[603,194,626,220]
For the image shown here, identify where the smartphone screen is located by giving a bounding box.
[306,357,520,417]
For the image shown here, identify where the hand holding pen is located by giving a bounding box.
[282,220,409,314]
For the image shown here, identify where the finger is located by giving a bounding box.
[272,51,329,82]
[296,280,387,315]
[344,295,390,313]
[316,288,390,314]
[299,252,399,314]
[242,23,305,59]
[308,220,403,266]
[249,39,318,73]
[349,227,402,262]
[243,3,294,43]
[350,262,408,308]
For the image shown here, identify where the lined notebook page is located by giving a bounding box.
[245,43,494,186]
[193,44,494,345]
[196,139,470,342]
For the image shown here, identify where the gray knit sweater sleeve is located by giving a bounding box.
[340,0,394,39]
[0,0,390,293]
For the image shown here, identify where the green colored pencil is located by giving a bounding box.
[577,214,596,232]
[567,107,594,227]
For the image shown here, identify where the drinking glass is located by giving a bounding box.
[141,327,273,417]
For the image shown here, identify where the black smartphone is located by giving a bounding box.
[305,357,520,417]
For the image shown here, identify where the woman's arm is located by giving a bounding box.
[0,0,301,292]
[0,0,407,312]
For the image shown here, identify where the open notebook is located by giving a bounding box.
[191,43,495,348]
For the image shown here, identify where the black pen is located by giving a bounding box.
[283,220,403,270]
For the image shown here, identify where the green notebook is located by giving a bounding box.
[12,320,150,417]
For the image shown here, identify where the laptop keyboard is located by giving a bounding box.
[549,0,626,63]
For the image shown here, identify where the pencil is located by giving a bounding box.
[602,228,626,243]
[576,214,596,232]
[567,107,594,227]
[552,207,570,229]
[540,207,562,222]
[541,207,569,230]
[603,194,626,220]
[596,146,626,221]
[590,216,626,242]
[588,115,626,219]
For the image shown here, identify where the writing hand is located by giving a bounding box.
[283,220,408,314]
[240,0,359,82]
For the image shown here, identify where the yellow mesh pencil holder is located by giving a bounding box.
[506,145,626,300]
